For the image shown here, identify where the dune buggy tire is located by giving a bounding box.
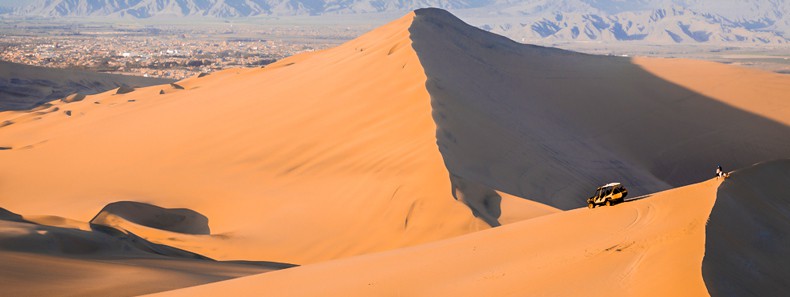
[588,203,594,209]
[605,200,612,206]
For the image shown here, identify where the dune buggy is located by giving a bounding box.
[587,183,628,208]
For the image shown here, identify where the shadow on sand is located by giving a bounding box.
[409,9,790,223]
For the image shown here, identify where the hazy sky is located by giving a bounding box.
[0,0,32,7]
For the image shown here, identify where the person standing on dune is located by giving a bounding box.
[716,165,728,179]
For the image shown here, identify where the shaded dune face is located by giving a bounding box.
[0,206,209,259]
[0,219,206,268]
[0,61,172,112]
[0,207,26,222]
[409,8,790,210]
[90,201,210,235]
[0,207,290,297]
[703,159,790,297]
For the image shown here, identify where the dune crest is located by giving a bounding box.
[703,159,790,297]
[90,201,211,235]
[148,177,721,297]
[409,8,790,210]
[0,11,556,268]
[0,204,295,296]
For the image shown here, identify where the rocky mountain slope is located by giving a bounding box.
[478,5,788,44]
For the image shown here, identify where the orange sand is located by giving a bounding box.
[150,179,720,297]
[634,57,790,126]
[0,12,553,266]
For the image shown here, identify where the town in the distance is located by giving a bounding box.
[0,20,369,79]
[1,0,789,80]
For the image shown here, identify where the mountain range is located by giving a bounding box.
[477,5,789,44]
[3,0,789,44]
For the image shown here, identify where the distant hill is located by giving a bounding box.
[478,6,789,44]
[4,0,789,45]
[0,61,173,111]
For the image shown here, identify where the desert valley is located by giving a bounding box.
[1,4,790,297]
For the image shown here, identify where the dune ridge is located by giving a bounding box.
[0,10,553,269]
[410,8,790,210]
[703,159,790,297]
[147,9,790,296]
[151,160,790,297]
[0,206,292,296]
[149,176,721,297]
[90,201,211,235]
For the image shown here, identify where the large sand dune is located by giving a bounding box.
[1,7,789,296]
[0,9,551,268]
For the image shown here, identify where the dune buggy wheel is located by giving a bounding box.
[588,203,594,209]
[605,200,612,206]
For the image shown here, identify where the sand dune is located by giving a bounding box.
[1,10,547,267]
[91,201,211,235]
[633,58,790,127]
[1,7,789,296]
[152,160,790,297]
[0,251,279,297]
[0,206,292,297]
[0,60,172,111]
[149,177,720,297]
[703,160,790,297]
[411,8,790,210]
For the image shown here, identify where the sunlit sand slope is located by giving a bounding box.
[150,178,720,297]
[0,11,556,266]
